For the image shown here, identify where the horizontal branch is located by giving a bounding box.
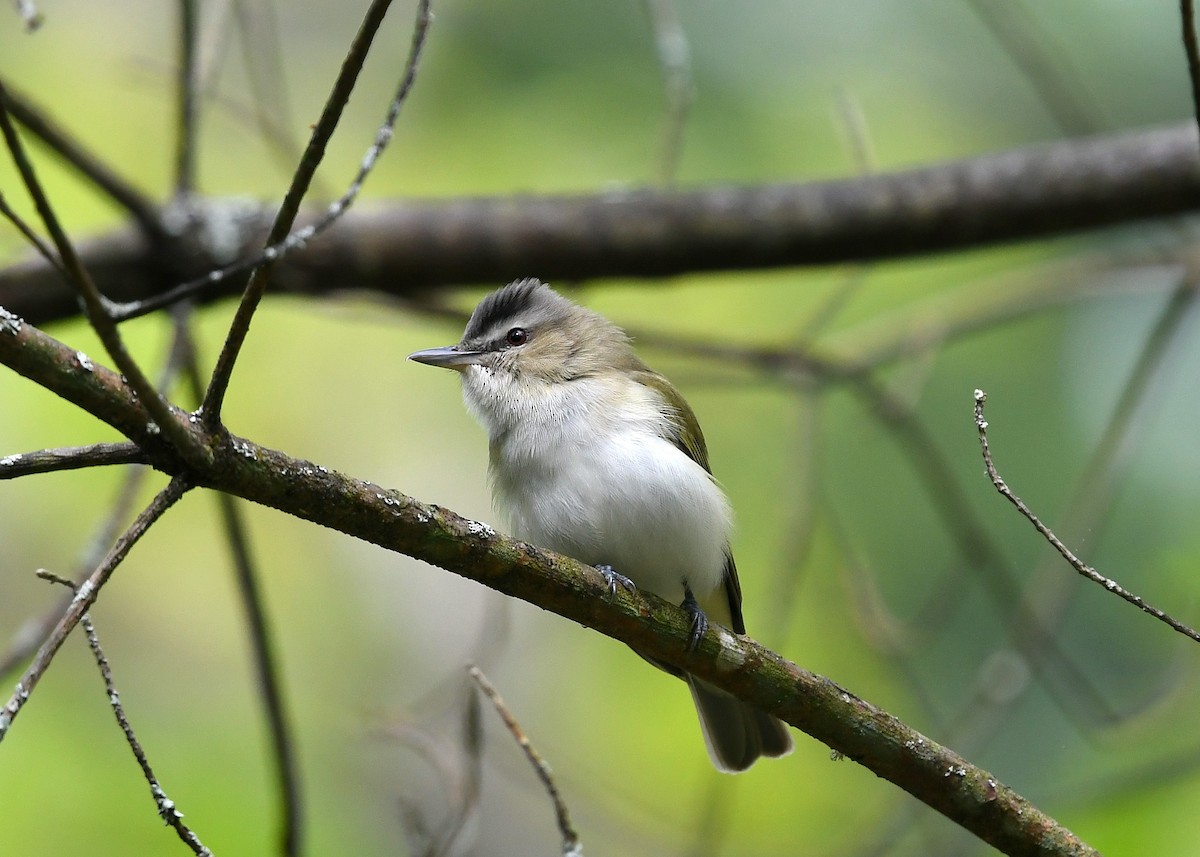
[0,442,144,478]
[2,122,1199,325]
[0,311,1098,857]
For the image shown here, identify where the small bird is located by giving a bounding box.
[409,278,793,772]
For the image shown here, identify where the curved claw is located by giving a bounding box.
[682,585,709,651]
[595,564,636,601]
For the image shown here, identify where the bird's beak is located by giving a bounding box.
[407,345,488,370]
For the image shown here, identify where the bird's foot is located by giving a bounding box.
[681,585,709,651]
[595,564,636,601]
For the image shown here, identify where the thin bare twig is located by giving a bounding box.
[1011,280,1199,662]
[467,666,581,857]
[1182,0,1200,154]
[0,476,190,741]
[973,388,1200,645]
[0,442,144,478]
[199,0,432,426]
[37,572,213,856]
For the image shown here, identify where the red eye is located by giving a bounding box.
[506,328,528,346]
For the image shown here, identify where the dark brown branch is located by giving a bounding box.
[3,123,1200,328]
[974,388,1200,645]
[0,305,1099,857]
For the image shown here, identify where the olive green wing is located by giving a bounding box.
[632,368,746,634]
[631,368,713,471]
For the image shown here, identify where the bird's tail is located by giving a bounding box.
[687,675,793,773]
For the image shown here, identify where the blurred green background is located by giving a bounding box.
[3,1,1200,854]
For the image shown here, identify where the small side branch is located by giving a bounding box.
[0,442,145,479]
[467,666,581,857]
[973,389,1200,645]
[37,572,212,856]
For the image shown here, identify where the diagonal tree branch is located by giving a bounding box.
[0,297,1098,857]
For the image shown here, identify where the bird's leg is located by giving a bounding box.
[595,564,636,601]
[681,584,709,651]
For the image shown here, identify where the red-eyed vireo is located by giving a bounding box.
[409,278,793,772]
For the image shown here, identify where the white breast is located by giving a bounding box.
[462,368,732,605]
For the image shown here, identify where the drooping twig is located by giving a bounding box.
[36,571,213,856]
[467,666,581,857]
[638,328,1119,722]
[973,388,1200,645]
[0,476,190,741]
[199,0,433,426]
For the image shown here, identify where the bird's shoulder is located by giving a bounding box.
[625,363,713,475]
